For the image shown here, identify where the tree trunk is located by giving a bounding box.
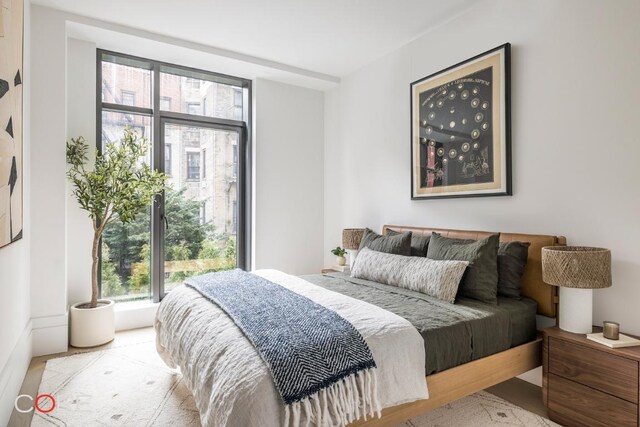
[91,229,100,308]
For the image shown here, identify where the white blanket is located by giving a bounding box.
[155,269,428,427]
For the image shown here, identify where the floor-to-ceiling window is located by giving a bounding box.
[98,50,251,302]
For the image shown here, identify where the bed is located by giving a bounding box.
[155,225,565,427]
[346,225,566,427]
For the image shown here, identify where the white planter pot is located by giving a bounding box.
[336,256,346,266]
[70,300,115,348]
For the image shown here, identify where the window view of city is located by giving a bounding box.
[100,56,244,301]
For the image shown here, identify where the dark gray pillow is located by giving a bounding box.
[358,228,411,256]
[426,232,500,304]
[497,241,531,299]
[386,229,430,257]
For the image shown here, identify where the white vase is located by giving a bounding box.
[70,299,115,348]
[336,256,346,266]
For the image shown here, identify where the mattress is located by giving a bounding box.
[302,272,537,375]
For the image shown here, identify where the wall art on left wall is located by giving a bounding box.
[0,0,23,249]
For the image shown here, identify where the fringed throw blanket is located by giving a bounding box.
[185,269,381,426]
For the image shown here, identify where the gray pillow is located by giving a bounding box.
[498,241,531,299]
[426,232,500,304]
[386,229,430,257]
[358,228,411,256]
[352,247,469,304]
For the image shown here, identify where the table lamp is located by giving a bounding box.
[542,246,612,334]
[342,228,365,269]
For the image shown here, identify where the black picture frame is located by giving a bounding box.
[410,43,511,200]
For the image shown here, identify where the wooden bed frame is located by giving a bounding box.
[348,225,566,427]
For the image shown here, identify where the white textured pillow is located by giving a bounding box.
[351,247,469,303]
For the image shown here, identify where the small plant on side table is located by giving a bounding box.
[331,246,348,267]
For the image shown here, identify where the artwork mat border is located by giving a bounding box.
[410,43,511,200]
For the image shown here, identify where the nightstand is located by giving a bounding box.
[321,267,350,274]
[543,326,640,427]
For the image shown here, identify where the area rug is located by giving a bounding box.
[32,340,199,427]
[396,391,560,427]
[33,338,557,427]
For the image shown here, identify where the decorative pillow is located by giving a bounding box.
[498,241,531,299]
[351,247,469,304]
[358,228,411,256]
[386,229,430,257]
[426,232,500,304]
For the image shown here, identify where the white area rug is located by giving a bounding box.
[32,340,199,427]
[396,391,560,427]
[34,339,557,427]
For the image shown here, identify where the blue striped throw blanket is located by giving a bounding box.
[186,269,379,425]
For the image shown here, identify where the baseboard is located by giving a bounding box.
[31,313,68,357]
[0,321,32,427]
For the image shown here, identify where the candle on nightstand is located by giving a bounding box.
[603,321,620,340]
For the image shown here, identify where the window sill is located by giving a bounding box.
[114,299,158,312]
[114,300,159,331]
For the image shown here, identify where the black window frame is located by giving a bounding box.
[97,49,252,303]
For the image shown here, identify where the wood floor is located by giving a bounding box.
[9,328,549,426]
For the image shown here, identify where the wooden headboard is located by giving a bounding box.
[382,225,566,318]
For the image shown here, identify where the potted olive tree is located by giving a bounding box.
[66,128,166,347]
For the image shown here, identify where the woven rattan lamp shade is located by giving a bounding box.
[342,228,365,250]
[542,246,612,289]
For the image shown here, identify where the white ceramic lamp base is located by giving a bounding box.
[349,250,359,269]
[558,287,593,334]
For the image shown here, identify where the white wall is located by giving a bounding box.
[254,79,324,274]
[31,7,327,347]
[66,38,96,307]
[29,5,69,356]
[0,1,31,424]
[324,0,640,334]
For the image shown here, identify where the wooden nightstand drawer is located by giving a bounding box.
[548,373,638,427]
[549,336,639,403]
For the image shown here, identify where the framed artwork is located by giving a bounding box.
[411,43,511,200]
[0,0,23,248]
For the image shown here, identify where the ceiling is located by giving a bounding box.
[33,0,477,78]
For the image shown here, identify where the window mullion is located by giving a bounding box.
[151,63,163,303]
[101,102,153,116]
